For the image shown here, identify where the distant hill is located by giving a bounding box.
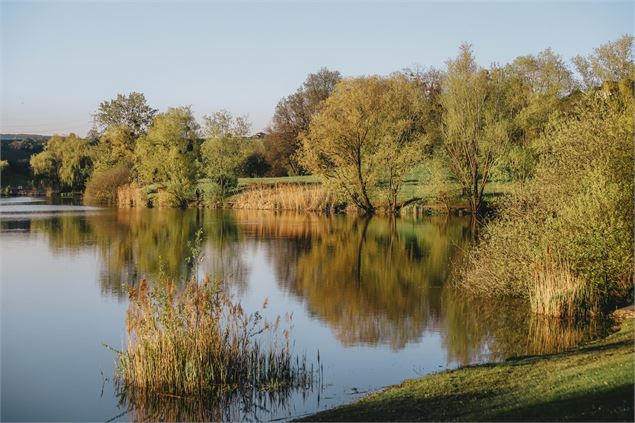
[1,133,50,142]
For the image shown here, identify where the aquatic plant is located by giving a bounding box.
[113,275,315,399]
[231,183,341,212]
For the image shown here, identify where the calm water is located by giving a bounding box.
[0,197,604,421]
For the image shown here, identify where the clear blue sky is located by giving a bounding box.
[1,0,633,135]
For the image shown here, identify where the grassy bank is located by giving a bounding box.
[229,173,516,214]
[301,318,634,422]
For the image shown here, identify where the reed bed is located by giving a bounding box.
[117,183,148,208]
[530,254,597,319]
[113,275,315,400]
[231,183,341,212]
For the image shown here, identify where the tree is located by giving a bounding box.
[134,107,200,207]
[508,48,575,140]
[462,83,634,315]
[400,66,445,149]
[201,110,251,202]
[93,92,158,139]
[30,134,93,191]
[241,152,270,177]
[265,68,342,175]
[93,125,136,170]
[302,75,427,213]
[573,35,634,90]
[441,44,509,215]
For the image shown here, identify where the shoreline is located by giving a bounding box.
[298,313,635,422]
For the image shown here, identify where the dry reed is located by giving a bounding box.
[530,253,597,319]
[117,183,148,208]
[231,183,341,212]
[113,275,315,400]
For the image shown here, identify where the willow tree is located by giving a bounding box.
[30,133,93,191]
[134,107,200,207]
[441,44,509,215]
[301,75,427,213]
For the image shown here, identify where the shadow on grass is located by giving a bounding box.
[488,384,635,422]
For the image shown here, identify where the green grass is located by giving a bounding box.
[237,175,320,187]
[194,173,516,211]
[300,319,634,422]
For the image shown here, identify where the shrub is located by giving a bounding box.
[84,164,130,205]
[460,86,634,314]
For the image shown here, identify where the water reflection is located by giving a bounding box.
[1,206,606,362]
[241,213,472,350]
[117,373,320,422]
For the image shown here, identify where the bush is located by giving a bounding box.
[201,175,238,206]
[460,85,634,315]
[84,164,130,205]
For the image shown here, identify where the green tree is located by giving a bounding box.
[134,107,200,207]
[93,92,158,139]
[508,48,575,140]
[573,35,634,90]
[463,83,634,314]
[201,110,251,203]
[93,125,136,169]
[301,75,427,213]
[441,44,509,215]
[30,134,93,191]
[265,68,342,175]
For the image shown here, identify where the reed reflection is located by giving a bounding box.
[13,208,607,361]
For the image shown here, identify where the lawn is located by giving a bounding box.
[300,319,634,422]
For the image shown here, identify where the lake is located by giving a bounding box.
[0,197,605,421]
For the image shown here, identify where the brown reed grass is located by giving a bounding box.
[113,275,314,399]
[530,253,597,319]
[231,183,342,212]
[117,183,148,208]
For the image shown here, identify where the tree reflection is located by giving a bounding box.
[18,209,606,359]
[26,209,248,299]
[235,213,472,350]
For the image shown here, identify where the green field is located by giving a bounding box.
[237,175,320,187]
[301,319,634,422]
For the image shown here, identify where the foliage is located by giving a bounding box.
[461,84,634,313]
[30,133,93,191]
[94,125,137,169]
[441,44,510,215]
[201,110,251,203]
[301,75,428,213]
[264,68,342,176]
[134,107,200,207]
[241,151,271,177]
[84,164,131,205]
[93,92,157,139]
[573,35,634,90]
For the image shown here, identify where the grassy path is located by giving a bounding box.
[300,319,634,422]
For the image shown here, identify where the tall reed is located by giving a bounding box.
[530,253,597,319]
[113,275,315,400]
[232,183,341,212]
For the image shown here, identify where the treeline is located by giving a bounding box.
[29,36,633,214]
[26,35,634,316]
